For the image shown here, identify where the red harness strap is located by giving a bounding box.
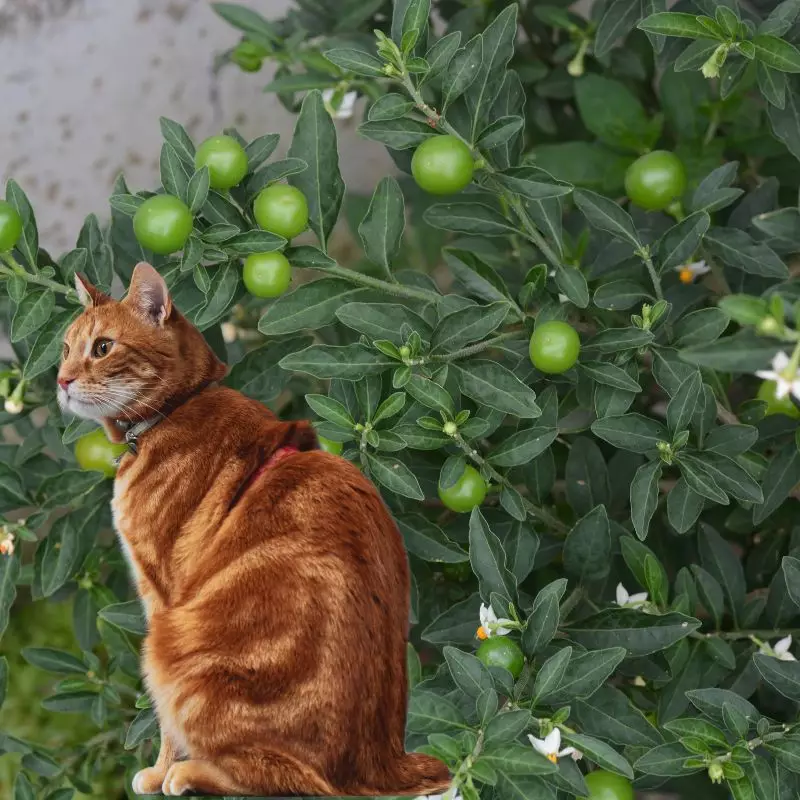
[247,445,299,485]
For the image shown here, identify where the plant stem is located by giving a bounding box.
[0,253,75,298]
[430,330,526,362]
[322,262,441,304]
[703,628,800,641]
[453,433,569,534]
[639,248,664,301]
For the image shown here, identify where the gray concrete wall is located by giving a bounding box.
[0,0,395,256]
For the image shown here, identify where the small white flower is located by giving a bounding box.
[615,582,648,608]
[528,729,578,764]
[756,352,800,402]
[415,791,462,800]
[221,322,238,343]
[763,634,797,662]
[675,260,711,284]
[477,603,513,639]
[322,88,358,120]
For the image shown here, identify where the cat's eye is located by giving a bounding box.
[62,342,70,360]
[92,338,114,358]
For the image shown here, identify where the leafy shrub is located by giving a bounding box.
[4,0,800,798]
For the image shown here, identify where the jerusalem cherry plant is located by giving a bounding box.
[2,2,800,800]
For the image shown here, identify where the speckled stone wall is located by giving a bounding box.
[0,0,395,256]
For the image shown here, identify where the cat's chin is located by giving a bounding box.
[58,393,108,422]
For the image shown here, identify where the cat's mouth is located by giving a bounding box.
[58,385,136,422]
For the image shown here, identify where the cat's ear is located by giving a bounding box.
[124,262,172,326]
[74,273,111,307]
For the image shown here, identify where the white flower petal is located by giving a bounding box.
[629,592,649,604]
[558,747,576,758]
[775,635,793,654]
[774,378,793,399]
[543,729,561,753]
[773,352,791,372]
[528,734,548,755]
[615,583,628,606]
[755,370,778,382]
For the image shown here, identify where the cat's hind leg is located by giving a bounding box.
[161,749,336,797]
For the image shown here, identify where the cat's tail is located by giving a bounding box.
[386,752,452,796]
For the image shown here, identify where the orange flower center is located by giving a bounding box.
[547,753,558,763]
[476,626,489,640]
[678,267,695,284]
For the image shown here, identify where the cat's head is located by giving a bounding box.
[57,262,227,426]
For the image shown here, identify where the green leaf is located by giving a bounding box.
[280,343,392,380]
[424,203,518,236]
[225,337,311,405]
[421,31,462,85]
[667,477,705,534]
[359,118,435,150]
[124,707,158,749]
[484,709,532,745]
[758,63,788,109]
[488,427,558,468]
[161,143,191,204]
[431,302,509,355]
[522,579,567,656]
[336,302,432,345]
[635,742,704,777]
[407,689,467,733]
[679,452,763,504]
[663,717,729,748]
[698,524,746,622]
[21,647,87,674]
[211,3,279,50]
[422,592,483,646]
[396,515,467,563]
[77,213,114,291]
[766,737,800,773]
[323,48,387,77]
[358,177,405,272]
[782,556,800,610]
[673,308,729,347]
[469,508,516,603]
[480,743,557,776]
[580,361,641,392]
[158,116,195,163]
[573,188,641,247]
[538,647,626,704]
[259,278,368,336]
[562,732,634,779]
[532,646,572,704]
[0,656,6,709]
[193,262,238,329]
[752,35,800,73]
[638,12,721,38]
[676,454,728,505]
[593,280,652,310]
[744,760,777,800]
[405,374,454,416]
[365,453,424,500]
[12,289,55,343]
[591,414,668,453]
[245,158,308,198]
[573,686,662,747]
[306,394,355,429]
[704,425,758,457]
[583,328,654,353]
[704,228,788,278]
[493,167,573,201]
[755,441,800,523]
[6,180,39,271]
[367,93,415,122]
[444,248,513,304]
[465,5,517,140]
[563,505,612,582]
[567,609,700,657]
[108,194,144,217]
[441,35,483,108]
[24,309,77,380]
[574,75,652,152]
[443,646,494,698]
[680,330,782,373]
[658,211,711,271]
[455,360,540,418]
[630,459,662,540]
[224,229,286,255]
[14,773,35,800]
[477,116,524,150]
[0,553,20,638]
[244,133,279,171]
[754,653,800,702]
[288,90,344,252]
[594,0,642,58]
[555,265,590,308]
[667,371,703,433]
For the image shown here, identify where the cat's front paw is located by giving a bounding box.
[162,763,194,796]
[132,767,166,795]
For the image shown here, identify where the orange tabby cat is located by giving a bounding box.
[56,263,450,797]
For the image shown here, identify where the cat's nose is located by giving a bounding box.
[57,377,74,390]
